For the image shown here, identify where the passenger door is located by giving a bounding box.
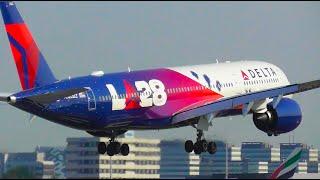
[85,87,96,111]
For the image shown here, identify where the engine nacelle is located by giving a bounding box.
[253,98,302,135]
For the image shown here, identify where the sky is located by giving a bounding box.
[0,1,319,152]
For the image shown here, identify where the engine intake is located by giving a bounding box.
[253,98,302,136]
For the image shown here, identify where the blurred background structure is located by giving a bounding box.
[0,131,319,179]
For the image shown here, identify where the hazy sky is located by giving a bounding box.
[0,2,319,152]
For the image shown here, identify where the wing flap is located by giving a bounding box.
[172,79,320,125]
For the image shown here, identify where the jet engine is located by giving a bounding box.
[252,98,302,136]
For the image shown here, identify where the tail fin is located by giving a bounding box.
[270,147,302,179]
[0,1,57,90]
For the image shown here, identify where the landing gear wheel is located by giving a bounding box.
[120,144,130,156]
[194,141,202,155]
[106,143,115,156]
[200,140,208,152]
[185,140,194,153]
[113,142,121,154]
[97,142,107,154]
[208,141,217,154]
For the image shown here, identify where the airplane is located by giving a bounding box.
[0,1,319,156]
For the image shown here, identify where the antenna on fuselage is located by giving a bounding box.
[216,59,219,64]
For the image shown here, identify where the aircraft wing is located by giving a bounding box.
[26,87,89,104]
[172,79,320,124]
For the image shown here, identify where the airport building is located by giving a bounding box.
[65,131,161,179]
[0,135,318,179]
[0,152,55,178]
[64,130,320,179]
[35,160,55,179]
[35,146,66,178]
[159,140,200,179]
[197,141,320,176]
[65,134,202,179]
[241,142,272,174]
[200,141,243,175]
[200,141,272,175]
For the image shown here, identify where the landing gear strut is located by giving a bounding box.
[97,135,130,156]
[185,129,217,155]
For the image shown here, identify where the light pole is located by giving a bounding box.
[225,142,228,179]
[109,156,112,179]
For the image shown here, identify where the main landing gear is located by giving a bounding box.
[97,136,129,156]
[185,129,217,155]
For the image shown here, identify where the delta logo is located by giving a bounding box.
[241,67,277,80]
[241,71,249,80]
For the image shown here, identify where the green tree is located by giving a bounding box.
[2,166,36,179]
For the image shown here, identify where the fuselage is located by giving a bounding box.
[11,61,290,131]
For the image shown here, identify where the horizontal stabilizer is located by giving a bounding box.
[26,87,88,104]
